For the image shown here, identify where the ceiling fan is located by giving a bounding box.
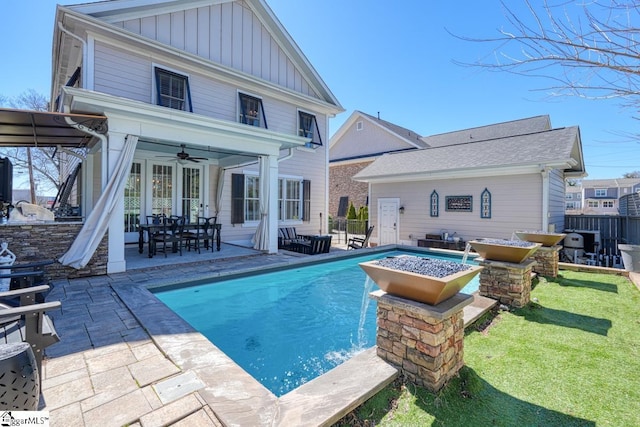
[158,144,207,163]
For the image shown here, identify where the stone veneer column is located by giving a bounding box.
[370,290,473,392]
[478,259,536,308]
[530,245,561,278]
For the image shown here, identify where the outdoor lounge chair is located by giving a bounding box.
[0,285,61,377]
[278,227,305,250]
[347,226,374,249]
[294,235,332,255]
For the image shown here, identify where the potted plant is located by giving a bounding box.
[359,255,482,305]
[468,238,542,264]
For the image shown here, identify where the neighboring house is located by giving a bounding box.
[329,111,426,216]
[567,179,640,215]
[1,0,343,274]
[565,184,583,213]
[353,116,586,246]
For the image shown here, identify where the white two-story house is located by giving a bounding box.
[47,0,342,273]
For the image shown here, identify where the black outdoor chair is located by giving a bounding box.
[152,216,185,257]
[0,285,61,379]
[348,226,374,249]
[295,235,332,255]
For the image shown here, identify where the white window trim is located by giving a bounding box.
[595,188,607,197]
[356,121,363,131]
[278,175,304,224]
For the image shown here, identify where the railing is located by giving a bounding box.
[328,218,368,243]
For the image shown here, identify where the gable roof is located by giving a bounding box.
[53,0,342,114]
[354,126,585,183]
[421,115,551,147]
[580,178,640,189]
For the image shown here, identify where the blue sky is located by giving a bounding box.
[1,0,638,180]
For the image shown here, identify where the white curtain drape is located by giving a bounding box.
[252,156,269,250]
[214,166,225,217]
[59,135,138,269]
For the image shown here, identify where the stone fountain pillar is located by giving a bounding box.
[530,245,561,277]
[369,290,473,392]
[478,259,536,308]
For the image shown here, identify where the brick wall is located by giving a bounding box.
[0,222,108,279]
[329,161,372,217]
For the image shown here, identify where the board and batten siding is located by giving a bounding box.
[369,174,544,244]
[112,1,318,100]
[330,119,417,161]
[92,41,326,138]
[548,168,566,233]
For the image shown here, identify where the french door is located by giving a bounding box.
[123,160,203,243]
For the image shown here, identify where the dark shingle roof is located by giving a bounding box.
[358,111,428,148]
[354,126,580,181]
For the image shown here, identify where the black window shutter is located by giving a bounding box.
[303,180,311,222]
[231,173,245,224]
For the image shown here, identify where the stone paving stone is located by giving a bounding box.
[122,327,150,344]
[81,368,139,412]
[83,389,153,427]
[43,353,86,379]
[85,347,137,375]
[42,376,94,411]
[139,393,202,427]
[170,408,221,427]
[128,354,181,387]
[49,402,84,427]
[88,330,124,348]
[130,341,164,361]
[141,385,163,410]
[83,342,130,360]
[42,364,89,390]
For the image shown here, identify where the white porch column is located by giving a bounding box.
[266,154,279,254]
[105,132,127,273]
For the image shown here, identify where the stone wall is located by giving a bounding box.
[0,222,108,279]
[530,245,560,277]
[329,161,372,217]
[372,291,471,392]
[478,259,536,308]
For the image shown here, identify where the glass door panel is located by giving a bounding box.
[182,167,201,223]
[152,164,173,216]
[124,162,142,243]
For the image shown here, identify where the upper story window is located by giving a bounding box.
[298,111,323,148]
[565,194,573,200]
[356,121,364,131]
[603,201,614,208]
[239,93,267,128]
[154,67,192,112]
[595,188,607,197]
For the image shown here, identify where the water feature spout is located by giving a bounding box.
[358,276,376,346]
[461,243,472,264]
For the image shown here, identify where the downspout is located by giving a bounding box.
[57,22,87,108]
[541,166,550,232]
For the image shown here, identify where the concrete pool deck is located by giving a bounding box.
[41,245,498,426]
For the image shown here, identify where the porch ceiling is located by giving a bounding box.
[0,108,107,148]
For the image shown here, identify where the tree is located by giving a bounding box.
[622,171,640,178]
[0,90,69,202]
[455,1,640,112]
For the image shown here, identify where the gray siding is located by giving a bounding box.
[548,169,565,232]
[112,1,318,99]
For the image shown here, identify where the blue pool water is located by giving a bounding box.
[153,250,478,396]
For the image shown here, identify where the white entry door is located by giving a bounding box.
[378,198,399,245]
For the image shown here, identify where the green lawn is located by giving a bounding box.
[337,270,640,426]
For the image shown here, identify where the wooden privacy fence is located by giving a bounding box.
[565,214,640,255]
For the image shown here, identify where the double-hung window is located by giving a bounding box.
[595,189,607,197]
[298,111,322,148]
[279,178,302,221]
[239,93,267,128]
[231,173,310,224]
[154,67,192,112]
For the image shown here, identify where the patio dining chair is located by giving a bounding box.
[152,216,185,257]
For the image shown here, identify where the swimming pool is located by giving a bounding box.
[152,249,478,396]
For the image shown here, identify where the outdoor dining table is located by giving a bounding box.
[138,223,222,258]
